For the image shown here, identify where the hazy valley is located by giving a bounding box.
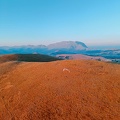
[0,41,120,63]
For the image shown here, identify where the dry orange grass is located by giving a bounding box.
[0,60,120,120]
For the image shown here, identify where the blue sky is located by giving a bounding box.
[0,0,120,46]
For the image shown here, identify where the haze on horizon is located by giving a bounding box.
[0,0,120,47]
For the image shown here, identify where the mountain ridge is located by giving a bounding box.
[47,41,87,50]
[0,41,87,55]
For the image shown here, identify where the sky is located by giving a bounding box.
[0,0,120,46]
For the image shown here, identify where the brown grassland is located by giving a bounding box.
[0,58,120,119]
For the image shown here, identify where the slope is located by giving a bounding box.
[56,54,111,62]
[0,60,120,120]
[0,54,61,62]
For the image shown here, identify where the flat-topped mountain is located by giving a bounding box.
[47,41,87,50]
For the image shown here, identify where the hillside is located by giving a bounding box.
[0,54,61,62]
[0,60,120,120]
[56,54,111,62]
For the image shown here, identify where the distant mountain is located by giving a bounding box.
[0,41,87,55]
[0,45,47,55]
[1,41,119,63]
[47,41,87,50]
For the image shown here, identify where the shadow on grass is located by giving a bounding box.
[0,54,62,62]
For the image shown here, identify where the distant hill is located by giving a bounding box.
[56,54,111,62]
[0,54,61,62]
[0,45,48,55]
